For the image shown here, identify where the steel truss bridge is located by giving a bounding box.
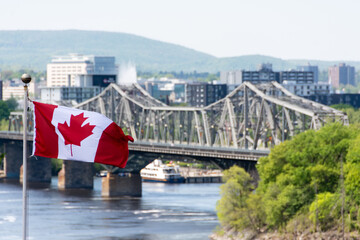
[74,81,347,148]
[7,81,348,169]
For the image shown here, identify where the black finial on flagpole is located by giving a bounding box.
[21,73,32,84]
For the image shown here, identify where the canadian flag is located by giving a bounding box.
[32,101,134,168]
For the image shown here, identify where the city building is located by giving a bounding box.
[220,64,280,93]
[41,54,118,105]
[241,63,280,84]
[142,78,186,104]
[306,93,360,108]
[280,70,314,84]
[46,53,117,87]
[328,63,355,88]
[281,81,330,97]
[186,82,227,107]
[40,86,101,104]
[2,79,35,100]
[296,64,319,83]
[220,63,330,97]
[220,70,242,92]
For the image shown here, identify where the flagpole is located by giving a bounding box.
[21,73,31,240]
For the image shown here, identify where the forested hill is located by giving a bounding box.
[0,30,359,72]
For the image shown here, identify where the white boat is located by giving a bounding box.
[140,159,185,183]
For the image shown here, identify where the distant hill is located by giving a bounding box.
[0,30,358,72]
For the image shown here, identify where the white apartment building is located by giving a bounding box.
[281,81,331,97]
[3,81,35,100]
[46,53,117,87]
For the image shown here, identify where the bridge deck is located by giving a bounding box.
[0,131,268,161]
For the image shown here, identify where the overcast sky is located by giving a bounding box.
[2,0,359,61]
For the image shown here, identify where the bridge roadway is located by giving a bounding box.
[0,131,269,162]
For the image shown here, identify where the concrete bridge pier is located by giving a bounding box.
[102,172,142,197]
[2,141,52,185]
[3,141,23,178]
[58,161,94,189]
[20,156,52,185]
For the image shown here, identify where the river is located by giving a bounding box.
[0,177,221,240]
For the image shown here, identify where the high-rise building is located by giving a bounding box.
[241,63,280,84]
[328,63,355,88]
[220,63,329,97]
[46,54,117,87]
[220,70,242,85]
[186,82,227,107]
[220,64,280,93]
[296,64,319,83]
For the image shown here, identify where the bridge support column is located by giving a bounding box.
[58,161,94,189]
[102,173,142,197]
[20,156,52,185]
[3,141,23,178]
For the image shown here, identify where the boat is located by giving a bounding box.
[140,159,185,183]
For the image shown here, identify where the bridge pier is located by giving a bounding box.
[3,141,23,178]
[58,161,94,189]
[3,140,52,183]
[102,172,142,197]
[20,156,52,185]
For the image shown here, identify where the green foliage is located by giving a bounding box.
[216,166,257,231]
[337,83,360,94]
[170,102,188,107]
[0,119,9,131]
[216,123,360,234]
[331,104,354,110]
[51,159,63,176]
[258,123,356,229]
[1,69,45,82]
[0,101,10,121]
[94,163,106,173]
[0,153,4,168]
[331,104,360,124]
[5,98,18,111]
[309,192,340,231]
[308,164,339,193]
[344,163,360,206]
[0,98,19,121]
[245,193,266,231]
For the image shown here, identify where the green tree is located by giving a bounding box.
[0,101,10,121]
[216,123,360,235]
[5,97,18,111]
[216,166,254,231]
[309,192,340,231]
[256,123,357,229]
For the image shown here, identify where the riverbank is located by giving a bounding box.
[209,227,360,240]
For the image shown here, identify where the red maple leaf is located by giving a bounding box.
[58,113,95,156]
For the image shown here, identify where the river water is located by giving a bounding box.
[0,177,221,240]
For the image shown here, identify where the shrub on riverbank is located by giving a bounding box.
[216,123,360,238]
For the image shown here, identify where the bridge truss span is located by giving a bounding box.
[73,82,347,151]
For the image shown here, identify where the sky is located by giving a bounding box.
[2,0,360,61]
